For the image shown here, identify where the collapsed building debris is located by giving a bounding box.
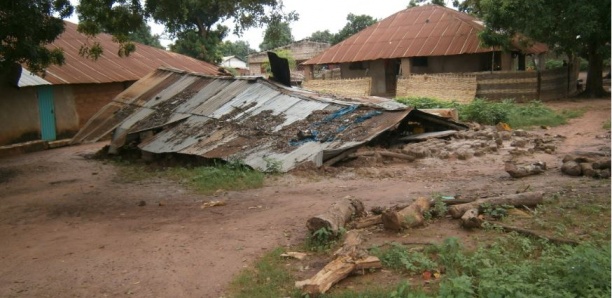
[561,152,611,178]
[72,67,467,172]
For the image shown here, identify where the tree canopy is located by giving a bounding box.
[473,0,611,97]
[259,21,294,51]
[1,0,296,75]
[307,30,334,44]
[129,24,163,49]
[218,40,256,62]
[0,0,73,75]
[408,0,447,7]
[332,14,377,44]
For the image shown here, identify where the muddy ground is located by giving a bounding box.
[0,98,610,297]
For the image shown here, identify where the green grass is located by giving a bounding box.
[228,248,299,298]
[112,160,265,194]
[603,119,611,129]
[395,96,585,129]
[165,161,265,194]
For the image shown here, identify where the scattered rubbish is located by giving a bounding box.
[281,252,308,260]
[201,200,226,209]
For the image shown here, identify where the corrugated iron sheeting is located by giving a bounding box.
[39,21,222,85]
[304,5,547,65]
[76,68,430,172]
[17,69,52,87]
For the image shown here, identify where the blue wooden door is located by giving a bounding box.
[37,86,57,141]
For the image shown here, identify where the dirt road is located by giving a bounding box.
[0,98,609,297]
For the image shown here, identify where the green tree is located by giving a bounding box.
[307,30,334,44]
[408,0,446,7]
[0,0,73,75]
[259,21,294,51]
[332,14,377,45]
[1,0,298,73]
[129,23,163,49]
[477,0,610,97]
[218,40,255,61]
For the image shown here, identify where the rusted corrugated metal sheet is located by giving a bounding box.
[76,67,447,172]
[39,21,223,85]
[303,5,547,65]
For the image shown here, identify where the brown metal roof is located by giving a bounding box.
[38,21,224,85]
[303,5,547,65]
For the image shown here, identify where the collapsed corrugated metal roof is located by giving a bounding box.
[303,5,547,65]
[73,67,466,172]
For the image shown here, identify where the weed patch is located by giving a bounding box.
[228,248,298,298]
[395,97,582,128]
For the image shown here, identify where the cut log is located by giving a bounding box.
[449,191,544,219]
[349,215,382,229]
[295,255,355,295]
[382,197,431,231]
[307,196,365,235]
[505,161,546,178]
[460,208,483,228]
[296,231,380,295]
[323,148,357,166]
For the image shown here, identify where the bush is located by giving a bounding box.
[458,99,512,125]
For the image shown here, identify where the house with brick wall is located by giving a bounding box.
[0,21,224,146]
[302,5,548,97]
[247,40,331,77]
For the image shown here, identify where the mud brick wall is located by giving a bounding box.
[475,71,538,102]
[396,74,477,103]
[539,68,569,100]
[303,77,371,97]
[73,82,128,128]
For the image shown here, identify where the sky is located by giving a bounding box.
[67,1,452,51]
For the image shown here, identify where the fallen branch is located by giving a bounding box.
[490,223,579,246]
[295,231,381,295]
[323,148,358,167]
[382,197,431,231]
[449,191,544,219]
[307,196,365,235]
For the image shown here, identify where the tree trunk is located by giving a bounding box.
[449,191,544,219]
[307,197,365,235]
[382,197,431,231]
[585,42,606,97]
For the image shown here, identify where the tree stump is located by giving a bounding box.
[381,197,431,231]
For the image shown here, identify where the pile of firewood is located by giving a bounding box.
[294,191,577,296]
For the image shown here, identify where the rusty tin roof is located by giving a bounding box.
[38,22,223,85]
[73,68,467,172]
[303,5,547,65]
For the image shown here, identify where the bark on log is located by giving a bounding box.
[460,208,483,228]
[449,191,544,219]
[349,215,382,229]
[307,196,365,234]
[382,197,431,231]
[296,231,381,295]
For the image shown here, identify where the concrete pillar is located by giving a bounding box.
[400,58,411,77]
